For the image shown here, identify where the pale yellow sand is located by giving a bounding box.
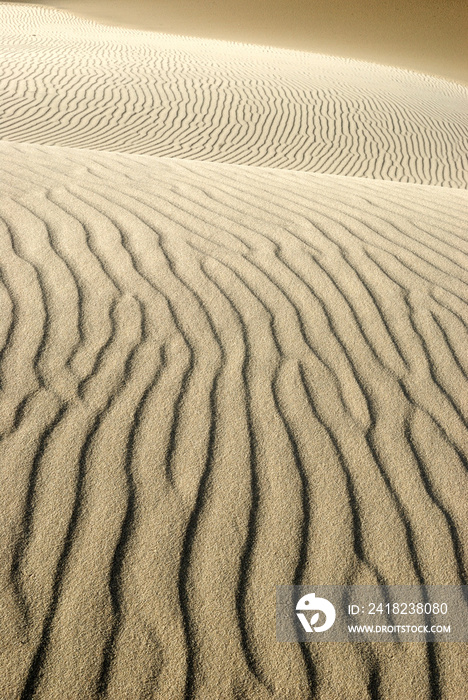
[1,4,467,187]
[0,5,467,699]
[7,0,468,85]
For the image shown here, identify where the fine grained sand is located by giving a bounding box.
[8,0,468,85]
[0,4,467,699]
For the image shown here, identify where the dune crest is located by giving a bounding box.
[1,4,467,186]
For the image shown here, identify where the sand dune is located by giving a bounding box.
[1,4,468,185]
[0,4,467,699]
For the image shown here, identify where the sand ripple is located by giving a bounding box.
[0,4,467,699]
[0,140,466,698]
[0,4,467,186]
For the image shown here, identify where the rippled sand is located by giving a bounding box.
[0,5,467,699]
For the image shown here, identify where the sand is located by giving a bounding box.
[8,0,468,85]
[0,4,467,699]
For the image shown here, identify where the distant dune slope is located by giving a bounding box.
[0,140,467,698]
[0,4,467,186]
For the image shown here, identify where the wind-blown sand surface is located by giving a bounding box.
[8,0,468,85]
[0,4,468,699]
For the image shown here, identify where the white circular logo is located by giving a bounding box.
[296,593,336,633]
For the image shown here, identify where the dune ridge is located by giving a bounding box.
[1,4,467,186]
[0,4,467,699]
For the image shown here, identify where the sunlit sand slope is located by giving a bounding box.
[0,3,467,186]
[0,139,467,698]
[1,2,468,698]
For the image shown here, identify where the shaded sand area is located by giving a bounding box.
[1,4,468,699]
